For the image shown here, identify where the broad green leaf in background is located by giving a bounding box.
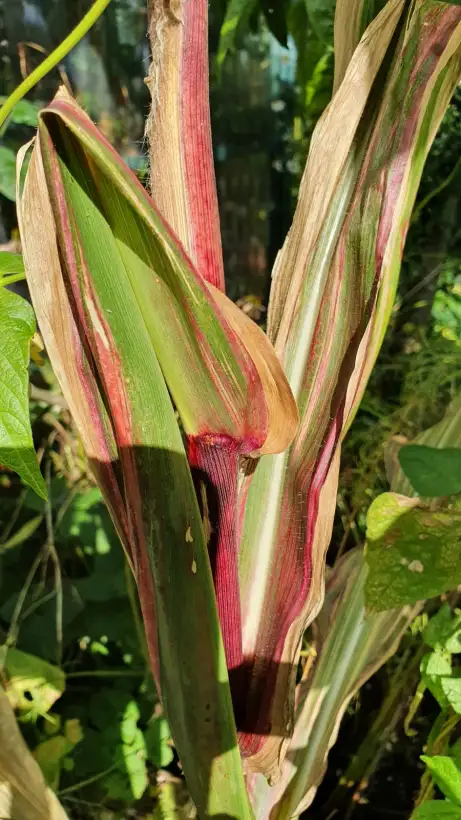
[398,444,461,497]
[0,146,17,201]
[0,287,46,498]
[0,97,39,130]
[387,394,461,496]
[365,494,461,611]
[421,755,461,806]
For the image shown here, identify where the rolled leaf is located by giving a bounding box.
[34,90,297,685]
[19,99,257,817]
[237,0,461,776]
[146,0,226,290]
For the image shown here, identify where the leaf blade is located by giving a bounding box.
[0,287,46,498]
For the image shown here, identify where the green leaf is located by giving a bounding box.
[399,445,461,497]
[217,0,258,64]
[33,724,82,791]
[144,715,174,768]
[412,803,461,820]
[0,287,46,498]
[0,146,16,201]
[424,605,461,654]
[0,253,25,278]
[421,755,461,806]
[306,0,335,44]
[365,494,461,611]
[4,649,65,720]
[441,675,461,715]
[0,97,39,128]
[421,650,452,710]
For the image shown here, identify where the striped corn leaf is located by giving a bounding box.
[16,89,299,816]
[236,0,461,777]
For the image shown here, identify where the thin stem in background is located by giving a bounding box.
[0,0,113,129]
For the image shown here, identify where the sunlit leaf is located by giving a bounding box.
[0,253,24,278]
[365,494,461,611]
[421,755,461,806]
[4,649,65,720]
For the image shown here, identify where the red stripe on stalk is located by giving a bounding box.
[181,0,225,290]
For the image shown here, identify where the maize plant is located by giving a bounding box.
[8,0,461,815]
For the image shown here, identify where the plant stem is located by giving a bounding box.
[58,764,118,796]
[0,0,113,130]
[66,669,143,679]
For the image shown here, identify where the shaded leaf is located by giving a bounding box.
[0,147,17,201]
[0,98,39,128]
[261,0,289,45]
[0,514,43,552]
[399,444,461,497]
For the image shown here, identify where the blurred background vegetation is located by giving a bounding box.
[0,1,461,817]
